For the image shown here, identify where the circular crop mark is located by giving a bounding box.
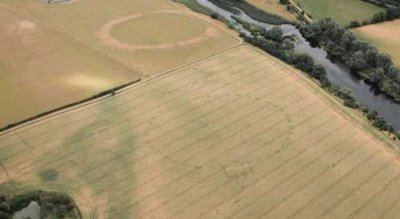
[98,11,218,52]
[146,93,293,168]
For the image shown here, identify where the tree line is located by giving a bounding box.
[179,0,400,138]
[362,0,400,7]
[348,7,400,28]
[209,0,292,25]
[299,18,400,104]
[235,18,400,139]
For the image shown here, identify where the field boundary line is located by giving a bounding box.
[166,0,243,43]
[0,79,141,136]
[0,53,267,152]
[8,69,293,178]
[287,0,313,23]
[0,43,243,137]
[0,5,143,80]
[245,45,400,155]
[0,1,242,136]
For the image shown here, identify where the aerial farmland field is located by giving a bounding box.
[296,0,385,25]
[0,0,239,127]
[245,0,297,22]
[353,20,400,66]
[1,45,400,218]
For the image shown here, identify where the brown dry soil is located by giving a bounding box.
[1,46,400,219]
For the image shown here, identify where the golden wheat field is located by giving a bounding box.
[1,46,400,218]
[353,20,400,67]
[0,0,239,127]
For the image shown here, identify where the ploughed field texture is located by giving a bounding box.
[0,0,238,127]
[353,20,400,67]
[2,46,400,218]
[296,0,385,25]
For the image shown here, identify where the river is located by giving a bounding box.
[196,0,400,131]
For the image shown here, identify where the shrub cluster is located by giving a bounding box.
[0,190,81,219]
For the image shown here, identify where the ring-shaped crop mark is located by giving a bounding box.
[98,10,218,52]
[145,93,294,168]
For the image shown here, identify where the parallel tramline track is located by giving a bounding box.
[102,101,328,213]
[0,49,258,141]
[148,121,353,218]
[0,52,264,155]
[15,75,299,180]
[2,46,399,218]
[5,56,290,171]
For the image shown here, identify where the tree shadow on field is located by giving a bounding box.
[36,98,140,218]
[39,168,58,182]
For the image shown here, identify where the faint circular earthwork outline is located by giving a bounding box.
[146,93,294,168]
[10,183,94,219]
[98,10,218,52]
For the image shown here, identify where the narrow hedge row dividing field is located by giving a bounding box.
[0,0,239,127]
[1,46,400,218]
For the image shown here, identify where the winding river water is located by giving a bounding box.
[196,0,400,131]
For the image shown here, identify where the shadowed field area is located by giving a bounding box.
[0,0,239,127]
[1,46,400,218]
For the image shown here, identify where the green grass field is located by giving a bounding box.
[246,0,297,22]
[296,0,385,25]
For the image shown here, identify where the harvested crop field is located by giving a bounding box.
[353,20,400,67]
[2,0,239,75]
[296,0,385,25]
[1,45,400,218]
[0,4,138,127]
[0,0,239,127]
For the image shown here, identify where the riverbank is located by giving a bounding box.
[176,0,400,136]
